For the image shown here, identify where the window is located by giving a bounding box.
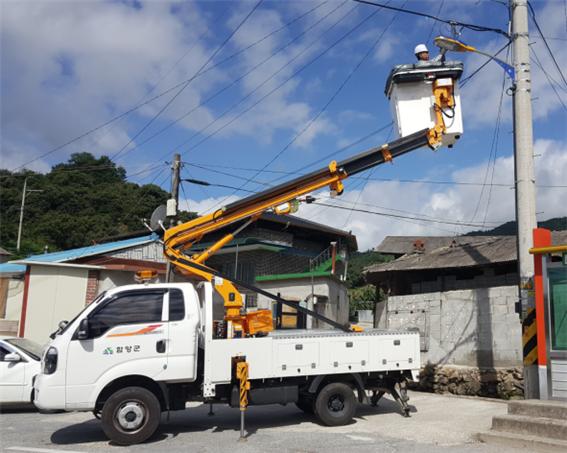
[88,291,164,338]
[0,345,10,361]
[169,289,185,321]
[245,293,257,309]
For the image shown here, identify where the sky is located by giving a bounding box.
[1,0,566,250]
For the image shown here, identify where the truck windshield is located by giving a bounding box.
[59,291,107,335]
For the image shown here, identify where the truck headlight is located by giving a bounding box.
[43,347,58,375]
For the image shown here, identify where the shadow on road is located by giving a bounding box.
[50,396,412,446]
[0,404,38,414]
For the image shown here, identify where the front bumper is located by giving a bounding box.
[33,374,66,411]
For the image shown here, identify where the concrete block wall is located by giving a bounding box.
[376,285,522,368]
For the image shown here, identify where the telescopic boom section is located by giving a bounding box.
[163,83,453,338]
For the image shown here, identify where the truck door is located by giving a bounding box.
[65,289,168,407]
[161,288,199,381]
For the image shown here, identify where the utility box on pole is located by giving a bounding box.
[510,0,538,398]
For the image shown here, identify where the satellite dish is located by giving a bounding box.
[150,204,167,231]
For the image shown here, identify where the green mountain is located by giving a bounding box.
[0,153,194,258]
[465,217,567,236]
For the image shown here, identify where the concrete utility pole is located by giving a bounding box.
[166,153,182,282]
[510,0,538,398]
[16,177,28,253]
[16,177,43,253]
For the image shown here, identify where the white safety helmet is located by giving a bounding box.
[414,44,428,55]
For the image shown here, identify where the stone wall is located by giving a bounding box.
[375,286,522,368]
[411,363,524,399]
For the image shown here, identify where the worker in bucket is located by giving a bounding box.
[414,43,445,64]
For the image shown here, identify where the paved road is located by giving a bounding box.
[0,391,519,452]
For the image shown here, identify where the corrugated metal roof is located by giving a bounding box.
[0,262,26,274]
[366,232,567,274]
[14,233,159,264]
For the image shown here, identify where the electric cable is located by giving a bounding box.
[352,0,510,37]
[312,201,494,229]
[469,48,508,224]
[113,1,347,163]
[223,2,400,197]
[159,1,359,164]
[110,0,265,161]
[531,48,567,112]
[183,161,567,189]
[10,0,327,172]
[340,126,394,229]
[528,1,567,89]
[426,0,445,45]
[481,46,510,227]
[460,42,511,88]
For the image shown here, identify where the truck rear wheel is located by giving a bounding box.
[314,382,356,426]
[101,386,161,445]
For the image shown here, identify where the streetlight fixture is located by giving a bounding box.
[434,36,515,81]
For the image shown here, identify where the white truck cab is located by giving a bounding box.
[34,283,200,412]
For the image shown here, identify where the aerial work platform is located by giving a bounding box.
[385,61,464,148]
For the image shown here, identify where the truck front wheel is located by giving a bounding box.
[314,382,356,426]
[101,386,161,445]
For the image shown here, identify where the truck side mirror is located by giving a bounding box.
[77,318,90,340]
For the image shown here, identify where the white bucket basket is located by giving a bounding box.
[385,61,464,147]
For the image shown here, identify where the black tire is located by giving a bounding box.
[314,382,356,426]
[101,386,161,445]
[295,397,314,414]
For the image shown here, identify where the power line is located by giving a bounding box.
[460,41,511,88]
[166,1,359,162]
[340,125,394,228]
[220,1,402,202]
[481,46,510,227]
[528,1,567,89]
[175,174,502,229]
[352,0,510,37]
[184,161,567,189]
[113,1,346,163]
[531,48,567,112]
[426,0,445,45]
[312,201,494,229]
[110,0,265,161]
[10,0,327,172]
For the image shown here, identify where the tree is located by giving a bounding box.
[0,153,195,257]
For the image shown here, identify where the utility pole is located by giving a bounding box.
[165,153,182,282]
[510,0,538,398]
[16,177,28,253]
[16,177,43,253]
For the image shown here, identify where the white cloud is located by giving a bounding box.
[1,0,221,170]
[179,194,241,216]
[295,138,567,250]
[1,0,348,172]
[460,1,567,128]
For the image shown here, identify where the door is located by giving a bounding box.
[161,288,199,382]
[65,289,168,406]
[0,344,25,403]
[548,266,567,400]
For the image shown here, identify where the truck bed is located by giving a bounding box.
[203,327,421,397]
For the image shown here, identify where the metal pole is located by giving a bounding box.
[510,0,538,398]
[16,177,28,253]
[166,154,182,283]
